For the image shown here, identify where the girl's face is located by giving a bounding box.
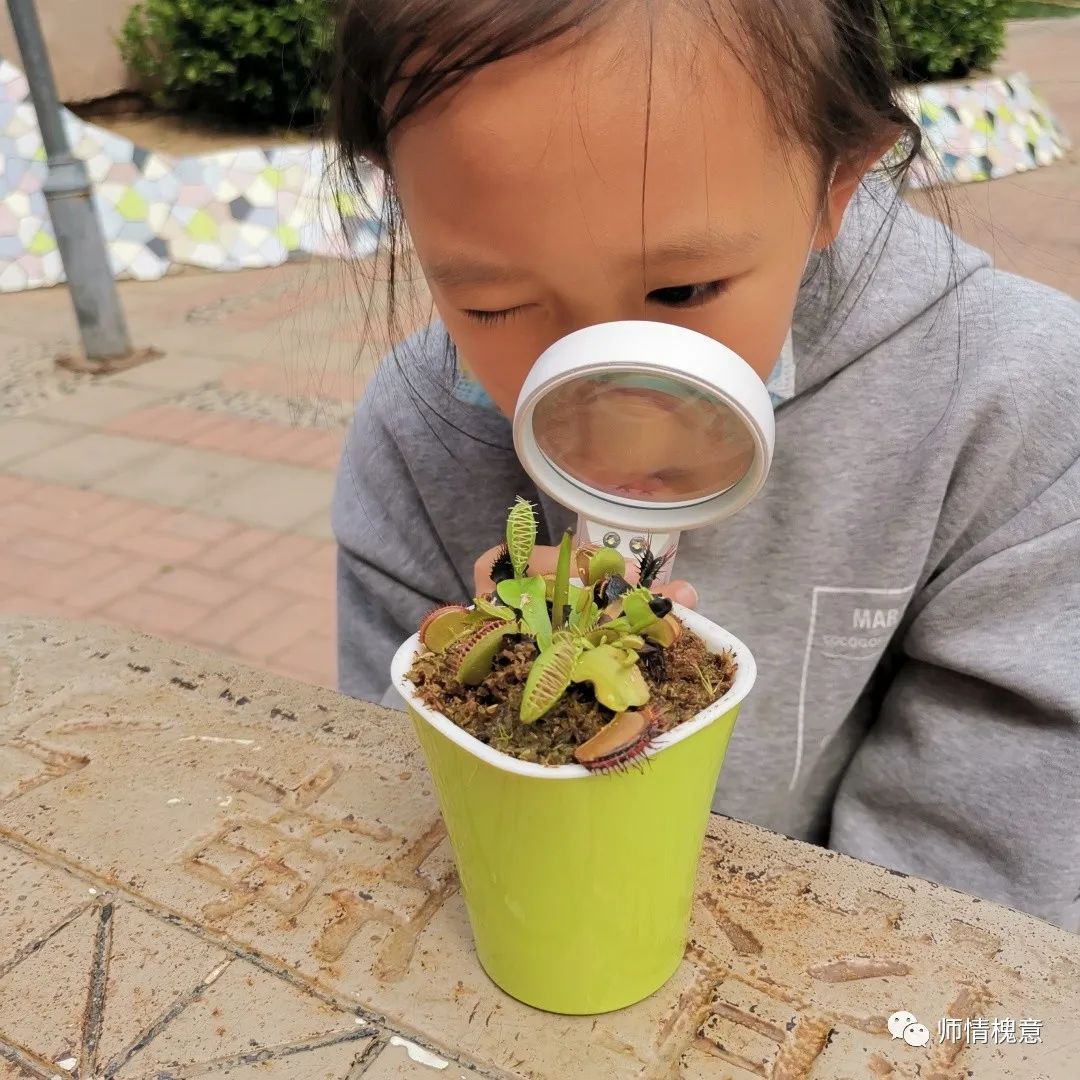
[390,13,862,417]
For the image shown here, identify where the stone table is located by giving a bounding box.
[0,618,1076,1080]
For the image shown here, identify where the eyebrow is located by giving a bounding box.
[425,225,762,289]
[425,257,528,289]
[643,225,762,263]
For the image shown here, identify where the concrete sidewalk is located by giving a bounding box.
[0,18,1075,694]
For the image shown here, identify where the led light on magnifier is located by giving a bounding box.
[513,321,776,585]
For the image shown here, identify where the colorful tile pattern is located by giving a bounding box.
[0,60,384,293]
[0,61,1070,294]
[901,72,1070,186]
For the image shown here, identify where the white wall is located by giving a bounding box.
[0,0,135,103]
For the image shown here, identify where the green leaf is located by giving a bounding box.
[587,546,625,586]
[505,497,537,579]
[497,576,551,650]
[454,623,515,686]
[621,586,660,634]
[584,619,631,648]
[571,644,650,713]
[520,631,579,723]
[473,596,516,622]
[551,530,573,630]
[568,587,599,632]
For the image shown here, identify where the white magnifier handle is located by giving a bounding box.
[576,515,681,587]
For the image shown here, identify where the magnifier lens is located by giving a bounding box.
[531,371,756,506]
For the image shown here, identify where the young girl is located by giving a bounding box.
[329,0,1080,930]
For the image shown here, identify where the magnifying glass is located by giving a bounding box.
[513,321,775,585]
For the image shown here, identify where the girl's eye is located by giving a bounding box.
[463,306,525,325]
[648,280,727,308]
[464,282,726,323]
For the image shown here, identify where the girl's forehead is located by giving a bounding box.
[390,18,813,257]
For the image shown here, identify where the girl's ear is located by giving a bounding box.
[813,131,903,249]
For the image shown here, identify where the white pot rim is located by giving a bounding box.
[390,602,757,781]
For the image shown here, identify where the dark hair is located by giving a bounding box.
[331,0,937,342]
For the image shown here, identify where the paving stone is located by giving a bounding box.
[362,1039,475,1079]
[113,354,237,392]
[0,904,96,1067]
[159,510,243,544]
[0,417,80,466]
[0,848,95,977]
[101,589,215,638]
[64,557,165,613]
[266,632,336,690]
[32,384,166,426]
[0,474,34,503]
[95,903,229,1071]
[0,740,87,799]
[192,462,336,531]
[184,587,302,650]
[7,432,163,486]
[116,957,361,1077]
[0,619,1077,1080]
[232,535,322,583]
[296,510,335,541]
[147,566,250,607]
[95,444,260,508]
[201,1034,373,1078]
[231,598,329,660]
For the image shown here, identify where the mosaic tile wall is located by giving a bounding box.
[0,60,385,293]
[901,72,1070,186]
[0,61,1070,294]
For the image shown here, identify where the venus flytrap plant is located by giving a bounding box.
[415,498,702,770]
[506,495,537,579]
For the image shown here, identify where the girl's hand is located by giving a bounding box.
[472,545,699,610]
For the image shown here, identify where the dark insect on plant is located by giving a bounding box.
[489,545,515,585]
[593,574,632,609]
[637,546,675,590]
[648,595,673,619]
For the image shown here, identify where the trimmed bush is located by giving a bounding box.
[119,0,333,127]
[119,0,1014,128]
[884,0,1013,81]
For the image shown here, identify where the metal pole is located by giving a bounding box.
[6,0,132,361]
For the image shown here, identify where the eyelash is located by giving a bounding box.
[648,280,728,308]
[463,280,728,325]
[463,306,526,326]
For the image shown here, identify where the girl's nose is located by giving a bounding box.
[548,280,654,339]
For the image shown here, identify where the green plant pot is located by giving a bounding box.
[390,604,756,1015]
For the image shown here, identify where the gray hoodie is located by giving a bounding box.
[332,187,1080,931]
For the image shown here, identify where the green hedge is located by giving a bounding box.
[119,0,1013,128]
[119,0,333,127]
[884,0,1012,81]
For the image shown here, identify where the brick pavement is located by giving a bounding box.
[0,257,430,691]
